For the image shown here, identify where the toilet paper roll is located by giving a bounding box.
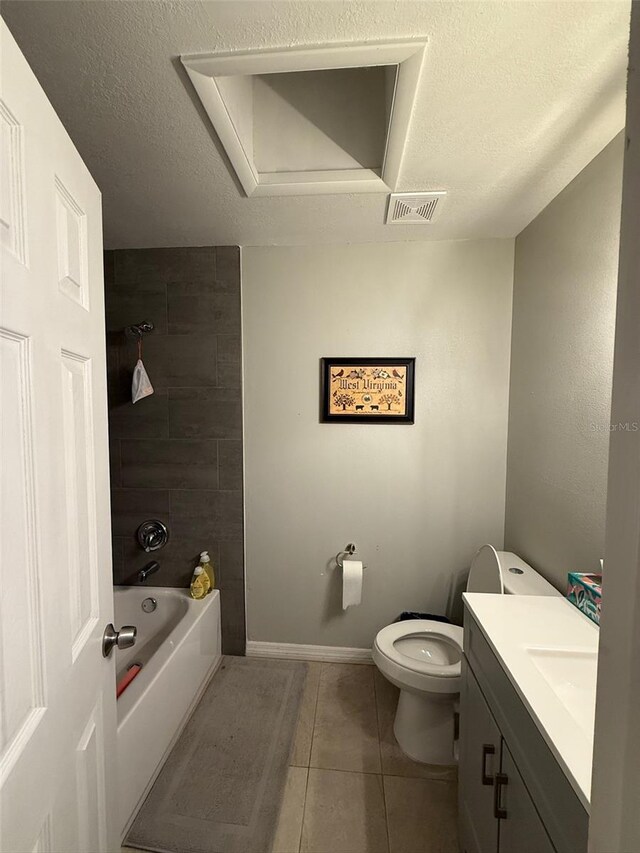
[342,560,363,610]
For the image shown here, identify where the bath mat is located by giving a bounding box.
[126,656,307,853]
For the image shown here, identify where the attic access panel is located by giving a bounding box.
[252,66,393,175]
[181,40,427,197]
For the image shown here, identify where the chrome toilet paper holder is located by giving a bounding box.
[335,543,366,570]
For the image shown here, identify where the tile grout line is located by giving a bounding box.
[297,764,387,779]
[297,767,310,853]
[298,663,323,853]
[372,671,392,853]
[306,662,323,769]
[214,333,220,388]
[109,276,124,490]
[163,281,170,436]
[111,486,241,493]
[371,668,384,774]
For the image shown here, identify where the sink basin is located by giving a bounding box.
[526,647,598,737]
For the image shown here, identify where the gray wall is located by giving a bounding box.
[242,240,514,648]
[504,134,624,589]
[105,247,245,655]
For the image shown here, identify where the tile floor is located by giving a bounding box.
[272,662,458,853]
[123,661,459,853]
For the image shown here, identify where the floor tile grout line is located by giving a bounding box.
[299,761,457,782]
[372,671,392,853]
[306,765,386,778]
[371,668,385,773]
[298,664,322,853]
[297,766,310,853]
[306,662,324,768]
[384,769,458,782]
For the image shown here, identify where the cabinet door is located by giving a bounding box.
[459,660,501,853]
[497,743,556,853]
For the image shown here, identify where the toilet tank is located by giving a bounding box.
[499,551,562,596]
[466,544,561,597]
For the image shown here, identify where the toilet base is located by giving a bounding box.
[393,688,457,765]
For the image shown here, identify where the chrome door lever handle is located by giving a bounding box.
[102,623,137,658]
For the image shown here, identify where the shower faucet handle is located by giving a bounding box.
[137,519,169,552]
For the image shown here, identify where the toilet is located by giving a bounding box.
[372,544,561,765]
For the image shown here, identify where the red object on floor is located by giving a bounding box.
[116,663,142,698]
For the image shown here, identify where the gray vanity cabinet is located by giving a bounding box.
[498,744,555,853]
[459,662,556,853]
[458,607,589,853]
[458,663,501,853]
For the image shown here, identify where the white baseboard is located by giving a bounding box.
[245,640,373,664]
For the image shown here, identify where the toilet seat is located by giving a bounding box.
[373,620,464,695]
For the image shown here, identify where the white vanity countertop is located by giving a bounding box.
[462,593,599,811]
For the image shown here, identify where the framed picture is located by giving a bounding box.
[320,357,415,423]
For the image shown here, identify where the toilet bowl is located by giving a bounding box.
[372,620,463,764]
[372,545,561,765]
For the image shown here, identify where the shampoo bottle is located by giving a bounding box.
[190,565,211,600]
[199,551,215,592]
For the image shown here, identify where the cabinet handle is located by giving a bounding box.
[481,743,495,785]
[493,771,508,819]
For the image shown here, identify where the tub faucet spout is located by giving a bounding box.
[138,561,160,583]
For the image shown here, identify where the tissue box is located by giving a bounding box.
[567,573,602,626]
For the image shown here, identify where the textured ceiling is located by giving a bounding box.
[1,1,630,249]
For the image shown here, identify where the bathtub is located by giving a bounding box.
[114,586,221,838]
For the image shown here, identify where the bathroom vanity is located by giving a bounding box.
[458,594,598,853]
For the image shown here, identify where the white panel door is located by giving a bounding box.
[0,20,118,853]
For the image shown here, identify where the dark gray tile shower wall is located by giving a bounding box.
[105,247,245,655]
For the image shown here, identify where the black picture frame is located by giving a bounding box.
[320,357,415,424]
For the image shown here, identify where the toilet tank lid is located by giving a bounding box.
[467,544,504,594]
[499,551,562,596]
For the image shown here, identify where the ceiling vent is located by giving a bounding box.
[386,191,446,224]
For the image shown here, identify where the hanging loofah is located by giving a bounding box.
[132,338,154,404]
